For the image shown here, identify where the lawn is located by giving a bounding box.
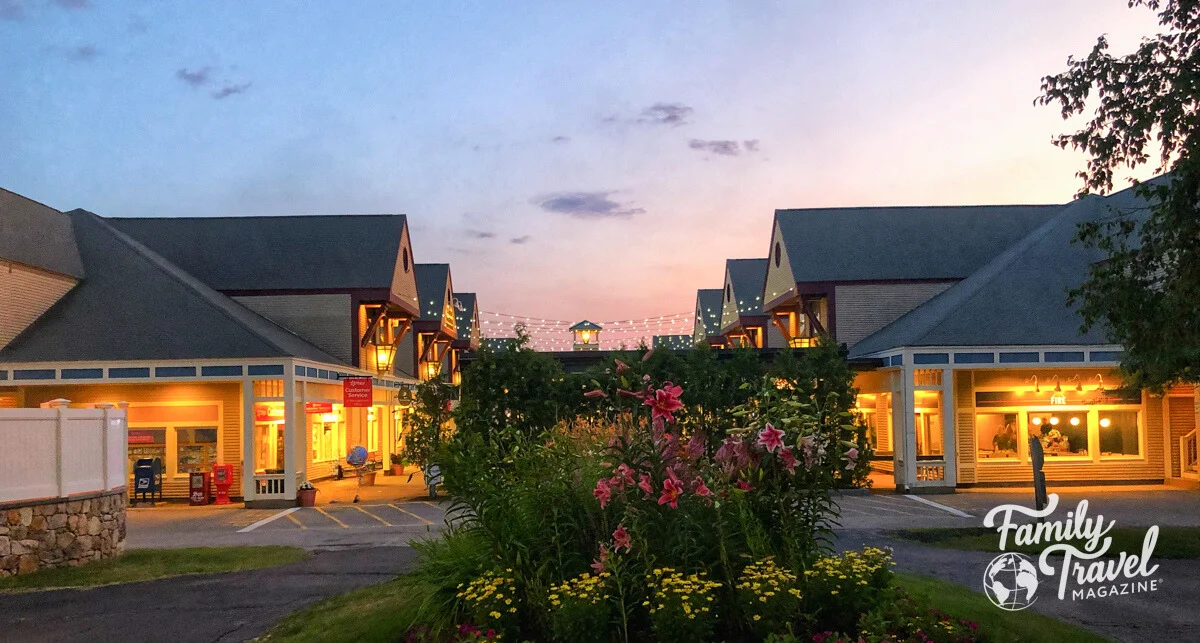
[891,526,1200,559]
[260,573,1106,643]
[0,546,309,592]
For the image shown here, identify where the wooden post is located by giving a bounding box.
[940,368,956,487]
[242,379,255,502]
[283,367,298,498]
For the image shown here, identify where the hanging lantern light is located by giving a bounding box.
[369,321,396,375]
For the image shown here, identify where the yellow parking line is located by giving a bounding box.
[354,505,392,527]
[420,501,441,509]
[388,503,434,525]
[287,513,308,530]
[314,506,348,528]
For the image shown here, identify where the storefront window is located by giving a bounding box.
[176,427,218,472]
[976,412,1019,460]
[914,391,942,459]
[1099,410,1140,457]
[311,409,346,462]
[1029,412,1089,457]
[128,428,166,473]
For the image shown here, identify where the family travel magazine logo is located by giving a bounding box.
[980,494,1161,610]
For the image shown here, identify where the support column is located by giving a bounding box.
[283,370,298,498]
[941,367,957,487]
[901,365,918,492]
[242,379,255,502]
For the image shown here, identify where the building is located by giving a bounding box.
[757,186,1197,491]
[450,293,481,385]
[0,189,424,507]
[762,204,1060,348]
[407,264,459,381]
[652,335,693,351]
[692,289,726,348]
[719,258,782,349]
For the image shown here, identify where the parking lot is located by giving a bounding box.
[126,500,451,550]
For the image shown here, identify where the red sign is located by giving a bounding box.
[254,404,284,422]
[305,402,333,414]
[343,377,373,407]
[128,430,158,444]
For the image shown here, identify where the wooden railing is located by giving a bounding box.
[253,471,301,500]
[1182,429,1198,475]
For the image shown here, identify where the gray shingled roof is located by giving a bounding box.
[695,289,723,335]
[847,187,1150,357]
[569,320,603,331]
[728,258,768,315]
[775,205,1062,283]
[453,292,477,339]
[109,214,407,291]
[415,264,452,322]
[0,188,84,278]
[652,334,693,350]
[0,210,345,364]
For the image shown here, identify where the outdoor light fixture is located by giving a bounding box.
[425,361,442,380]
[1028,375,1040,394]
[1049,378,1067,405]
[368,322,397,375]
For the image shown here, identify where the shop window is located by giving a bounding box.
[913,390,943,459]
[976,412,1019,460]
[176,427,218,473]
[128,428,166,473]
[1029,412,1089,457]
[1099,410,1140,457]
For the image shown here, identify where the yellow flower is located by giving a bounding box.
[489,611,501,619]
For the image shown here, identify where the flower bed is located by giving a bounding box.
[405,346,926,641]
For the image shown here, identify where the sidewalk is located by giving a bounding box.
[313,466,439,505]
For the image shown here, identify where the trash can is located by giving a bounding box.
[189,471,211,506]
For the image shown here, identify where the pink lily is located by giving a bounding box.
[612,524,631,552]
[757,423,785,453]
[638,472,654,497]
[845,447,860,471]
[584,389,607,399]
[614,359,630,375]
[593,478,612,508]
[779,447,798,474]
[658,477,684,509]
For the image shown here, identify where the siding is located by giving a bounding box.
[719,269,740,331]
[955,371,977,484]
[233,294,352,363]
[0,262,76,350]
[835,281,956,348]
[20,382,243,499]
[390,224,420,313]
[1167,394,1197,478]
[763,221,795,305]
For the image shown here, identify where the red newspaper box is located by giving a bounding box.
[189,471,211,506]
[212,463,234,505]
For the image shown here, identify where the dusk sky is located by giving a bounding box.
[1,1,1163,343]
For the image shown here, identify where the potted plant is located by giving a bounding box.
[390,453,407,476]
[361,465,377,486]
[296,480,318,507]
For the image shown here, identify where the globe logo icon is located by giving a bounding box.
[983,552,1039,611]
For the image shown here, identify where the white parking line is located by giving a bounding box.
[905,494,972,518]
[853,498,920,515]
[237,507,300,533]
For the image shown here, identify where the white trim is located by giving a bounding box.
[237,507,299,533]
[905,494,971,517]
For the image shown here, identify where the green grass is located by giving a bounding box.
[260,572,1106,643]
[895,573,1107,642]
[261,576,432,643]
[890,526,1200,559]
[0,546,309,593]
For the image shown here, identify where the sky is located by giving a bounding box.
[0,1,1165,345]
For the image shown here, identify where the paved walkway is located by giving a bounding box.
[0,546,420,643]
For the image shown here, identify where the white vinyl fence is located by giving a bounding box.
[0,400,127,504]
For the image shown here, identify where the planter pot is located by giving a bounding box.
[361,471,377,486]
[297,488,317,507]
[392,464,405,477]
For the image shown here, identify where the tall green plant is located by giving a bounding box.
[403,379,455,468]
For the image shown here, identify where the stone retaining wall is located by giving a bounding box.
[0,489,127,577]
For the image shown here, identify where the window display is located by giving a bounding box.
[976,412,1019,459]
[127,428,166,473]
[1099,410,1140,457]
[176,427,218,473]
[1029,412,1089,456]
